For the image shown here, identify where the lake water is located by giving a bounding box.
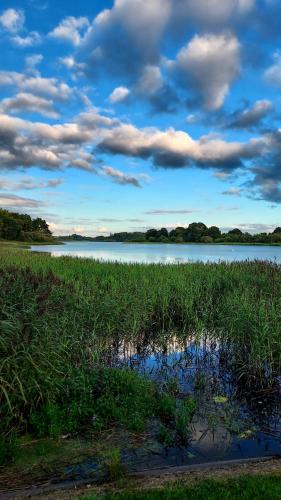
[31,241,281,264]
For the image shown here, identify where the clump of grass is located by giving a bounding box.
[100,448,126,481]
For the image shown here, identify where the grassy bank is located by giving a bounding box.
[78,475,281,499]
[1,243,281,468]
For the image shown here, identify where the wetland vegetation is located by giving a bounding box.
[0,242,281,487]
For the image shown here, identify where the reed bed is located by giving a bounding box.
[1,245,281,462]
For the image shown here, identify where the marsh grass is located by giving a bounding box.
[1,245,281,464]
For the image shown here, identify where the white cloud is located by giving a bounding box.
[0,71,71,101]
[109,86,130,103]
[11,31,41,47]
[25,54,43,73]
[0,8,25,33]
[265,51,281,88]
[98,122,263,169]
[49,16,90,46]
[101,166,149,187]
[80,0,171,79]
[175,0,255,26]
[137,65,163,94]
[173,33,240,109]
[0,92,59,118]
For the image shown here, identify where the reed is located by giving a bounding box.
[1,245,281,463]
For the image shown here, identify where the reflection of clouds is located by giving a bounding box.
[30,242,281,264]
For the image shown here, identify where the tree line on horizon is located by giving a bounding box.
[90,222,281,244]
[0,209,54,242]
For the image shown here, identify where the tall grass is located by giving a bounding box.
[1,247,280,368]
[1,245,281,461]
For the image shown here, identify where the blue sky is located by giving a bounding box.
[0,0,281,235]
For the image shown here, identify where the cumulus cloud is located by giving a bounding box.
[0,8,41,47]
[109,86,130,103]
[101,166,149,187]
[0,113,95,171]
[71,0,254,114]
[98,123,262,170]
[0,92,59,118]
[78,0,171,80]
[49,16,90,46]
[137,65,163,95]
[225,99,273,129]
[11,31,41,47]
[172,33,240,110]
[0,101,281,201]
[25,54,43,73]
[264,51,281,88]
[0,108,116,173]
[0,71,71,101]
[173,0,255,28]
[0,8,25,33]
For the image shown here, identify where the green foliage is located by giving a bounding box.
[92,368,157,432]
[0,208,54,242]
[175,398,196,442]
[81,221,281,244]
[101,448,126,481]
[157,424,174,447]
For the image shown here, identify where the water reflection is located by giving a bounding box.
[107,336,281,467]
[31,241,281,264]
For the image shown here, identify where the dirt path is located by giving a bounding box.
[3,457,281,499]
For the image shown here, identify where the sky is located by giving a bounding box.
[0,0,281,236]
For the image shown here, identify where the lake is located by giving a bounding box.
[31,241,281,264]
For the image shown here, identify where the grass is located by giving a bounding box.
[1,242,281,467]
[78,475,281,499]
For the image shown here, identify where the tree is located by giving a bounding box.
[185,222,207,242]
[145,229,158,240]
[32,218,51,234]
[206,226,221,240]
[0,209,53,242]
[273,227,281,234]
[228,228,242,235]
[158,227,169,239]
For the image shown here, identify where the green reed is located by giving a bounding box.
[1,244,281,462]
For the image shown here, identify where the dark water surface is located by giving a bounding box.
[31,241,281,264]
[65,337,281,480]
[111,338,281,470]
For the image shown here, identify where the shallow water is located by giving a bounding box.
[110,337,281,469]
[62,337,281,480]
[31,241,281,264]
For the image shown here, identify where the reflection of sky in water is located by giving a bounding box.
[113,337,281,463]
[31,241,281,264]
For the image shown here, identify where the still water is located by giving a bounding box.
[31,241,281,264]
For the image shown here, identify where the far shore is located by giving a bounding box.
[57,239,281,247]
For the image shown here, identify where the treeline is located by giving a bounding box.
[0,209,54,242]
[93,222,281,244]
